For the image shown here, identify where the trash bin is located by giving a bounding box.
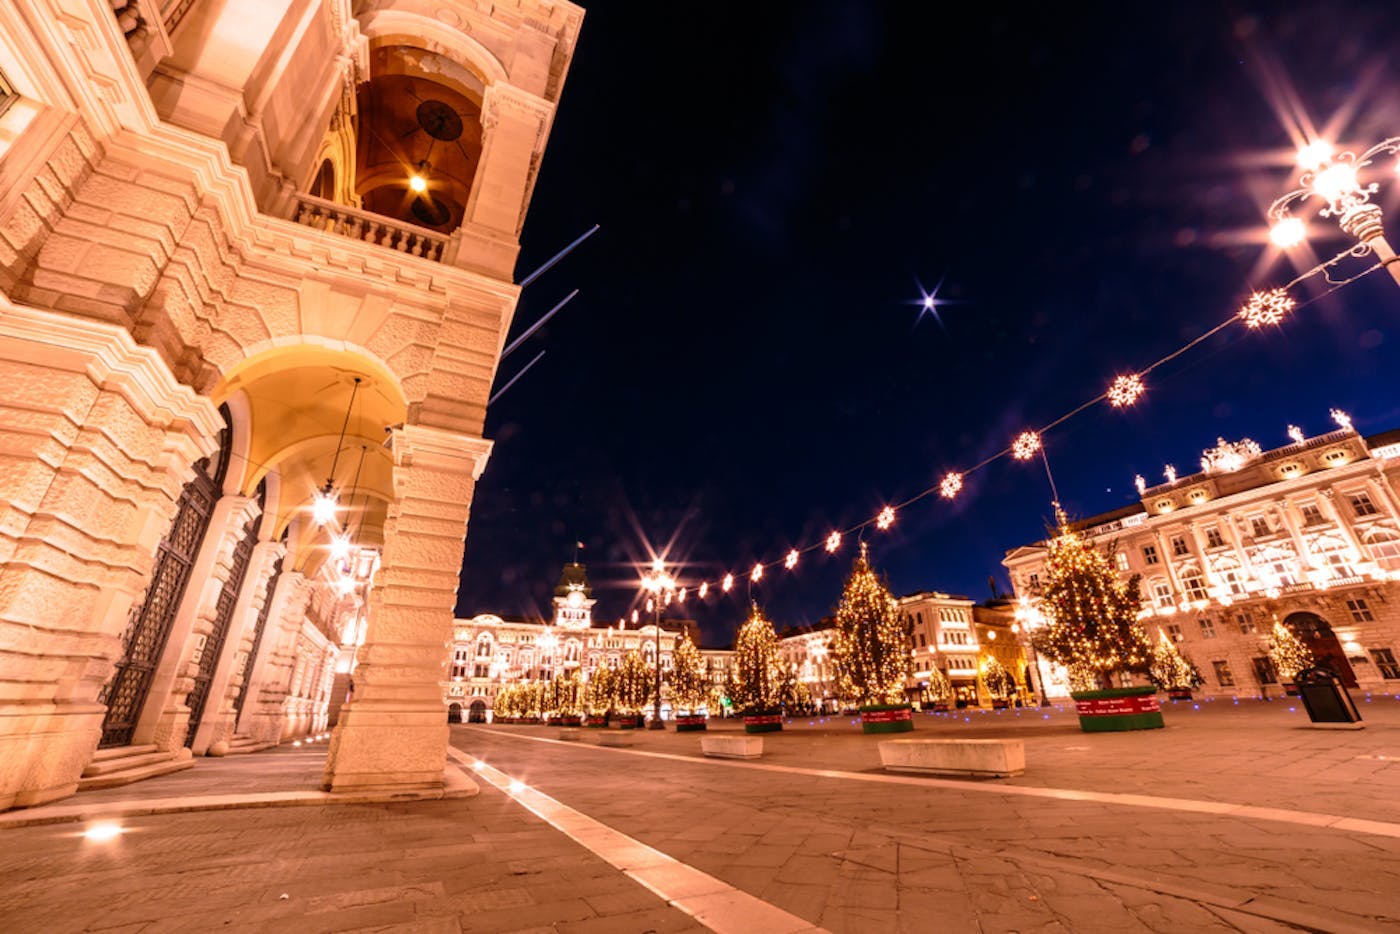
[1294,666,1363,729]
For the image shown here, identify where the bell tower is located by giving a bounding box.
[553,561,596,630]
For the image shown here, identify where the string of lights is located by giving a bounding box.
[654,246,1382,607]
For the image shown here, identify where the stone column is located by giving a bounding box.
[1318,490,1368,562]
[1272,498,1315,576]
[195,539,286,754]
[139,494,260,753]
[323,425,491,793]
[239,571,313,745]
[0,302,220,809]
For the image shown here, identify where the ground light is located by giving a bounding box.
[83,822,123,842]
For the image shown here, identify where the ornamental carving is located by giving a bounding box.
[1200,437,1262,474]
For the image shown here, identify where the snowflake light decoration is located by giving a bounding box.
[677,587,687,604]
[1012,431,1041,460]
[1238,288,1295,329]
[751,563,763,582]
[939,471,964,499]
[784,549,799,570]
[825,531,841,552]
[876,506,895,530]
[1107,374,1145,408]
[721,573,734,593]
[698,581,709,599]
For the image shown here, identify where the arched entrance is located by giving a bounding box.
[1283,612,1357,688]
[468,699,487,723]
[447,702,462,723]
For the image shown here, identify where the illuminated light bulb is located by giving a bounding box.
[408,174,428,193]
[750,563,764,582]
[328,532,352,562]
[678,587,687,604]
[785,549,799,570]
[1330,407,1353,431]
[631,610,639,623]
[1134,474,1146,495]
[472,761,485,772]
[1288,424,1305,444]
[311,489,338,526]
[293,740,302,747]
[1011,431,1041,461]
[1269,216,1306,248]
[645,598,654,613]
[335,575,355,597]
[876,506,895,530]
[83,822,123,842]
[825,531,841,553]
[1313,162,1359,203]
[722,574,734,592]
[940,471,963,499]
[1107,374,1145,408]
[508,779,525,794]
[699,582,709,599]
[1296,139,1333,171]
[1238,288,1294,329]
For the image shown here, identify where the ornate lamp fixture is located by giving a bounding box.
[311,377,361,527]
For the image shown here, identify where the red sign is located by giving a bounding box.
[744,714,782,726]
[861,707,913,724]
[1075,693,1161,717]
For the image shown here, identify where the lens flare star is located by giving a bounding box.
[911,275,960,331]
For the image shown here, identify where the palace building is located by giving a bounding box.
[443,562,734,721]
[0,0,581,810]
[1004,420,1400,699]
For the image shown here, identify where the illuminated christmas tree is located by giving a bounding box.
[925,667,953,706]
[614,650,654,716]
[1148,630,1204,691]
[583,664,615,717]
[727,605,783,712]
[548,668,583,718]
[981,656,1016,701]
[831,544,911,706]
[1031,513,1151,689]
[669,633,709,713]
[1266,618,1314,682]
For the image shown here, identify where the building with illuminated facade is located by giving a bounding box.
[1004,421,1400,699]
[0,0,580,810]
[897,593,1029,706]
[442,562,737,721]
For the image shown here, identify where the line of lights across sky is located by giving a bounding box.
[646,244,1381,609]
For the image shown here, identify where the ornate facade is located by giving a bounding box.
[1004,423,1400,699]
[0,0,580,809]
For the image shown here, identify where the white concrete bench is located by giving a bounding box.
[878,738,1024,778]
[557,728,581,741]
[701,735,763,759]
[598,731,635,747]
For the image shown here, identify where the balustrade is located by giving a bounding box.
[290,193,451,263]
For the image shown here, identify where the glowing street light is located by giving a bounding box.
[1268,136,1400,288]
[640,560,678,730]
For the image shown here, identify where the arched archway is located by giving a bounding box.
[1283,612,1357,687]
[468,699,487,723]
[447,702,462,723]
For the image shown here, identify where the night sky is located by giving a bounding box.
[456,2,1400,646]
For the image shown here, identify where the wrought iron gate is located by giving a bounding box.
[232,549,284,725]
[98,417,230,749]
[183,487,263,748]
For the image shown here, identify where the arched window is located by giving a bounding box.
[476,635,493,658]
[1365,526,1400,564]
[311,159,335,200]
[565,640,580,662]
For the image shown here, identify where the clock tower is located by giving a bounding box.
[553,562,596,630]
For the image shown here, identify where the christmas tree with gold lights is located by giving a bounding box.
[726,604,783,713]
[614,650,654,719]
[1266,618,1314,682]
[1032,512,1151,690]
[669,633,709,714]
[1148,630,1204,692]
[831,543,911,706]
[981,656,1016,701]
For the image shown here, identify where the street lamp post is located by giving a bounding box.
[1268,137,1400,289]
[1013,599,1052,708]
[641,559,676,730]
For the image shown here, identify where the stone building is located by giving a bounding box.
[1003,421,1400,699]
[896,593,1030,706]
[0,0,581,810]
[777,622,837,710]
[443,562,729,721]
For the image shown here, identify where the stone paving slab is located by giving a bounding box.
[457,705,1400,932]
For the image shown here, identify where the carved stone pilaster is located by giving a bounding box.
[242,572,314,745]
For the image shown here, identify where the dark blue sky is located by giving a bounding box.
[457,2,1400,646]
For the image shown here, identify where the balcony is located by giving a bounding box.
[289,194,456,264]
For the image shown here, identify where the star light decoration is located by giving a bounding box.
[1012,431,1042,461]
[825,531,841,553]
[784,549,799,570]
[1107,374,1145,408]
[939,471,964,499]
[876,506,895,530]
[1238,288,1295,329]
